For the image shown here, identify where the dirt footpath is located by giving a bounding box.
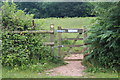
[46,54,86,76]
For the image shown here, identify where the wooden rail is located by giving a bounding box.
[61,38,83,40]
[64,52,82,54]
[12,24,55,47]
[12,30,54,34]
[43,42,54,46]
[64,59,82,61]
[64,45,84,47]
[63,43,90,47]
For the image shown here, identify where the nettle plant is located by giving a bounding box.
[1,2,57,69]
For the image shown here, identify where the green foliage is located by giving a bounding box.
[16,2,94,18]
[85,2,120,72]
[2,2,34,31]
[2,32,53,67]
[62,40,71,45]
[1,2,61,69]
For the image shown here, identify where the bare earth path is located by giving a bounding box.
[45,54,86,76]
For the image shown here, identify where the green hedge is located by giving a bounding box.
[1,2,60,69]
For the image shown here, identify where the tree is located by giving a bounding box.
[16,2,94,18]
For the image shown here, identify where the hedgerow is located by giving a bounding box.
[84,2,120,72]
[1,2,60,69]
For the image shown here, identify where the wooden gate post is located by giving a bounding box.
[83,26,87,39]
[50,24,54,43]
[50,24,55,54]
[58,26,62,58]
[83,26,88,53]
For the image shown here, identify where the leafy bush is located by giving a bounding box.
[2,32,53,67]
[1,2,61,69]
[84,2,120,72]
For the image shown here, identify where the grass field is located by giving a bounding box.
[35,17,96,30]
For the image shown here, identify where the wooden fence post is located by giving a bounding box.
[32,20,36,29]
[58,26,62,58]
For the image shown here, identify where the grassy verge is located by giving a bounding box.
[84,72,119,78]
[2,61,118,78]
[2,62,65,78]
[0,65,2,79]
[2,68,118,78]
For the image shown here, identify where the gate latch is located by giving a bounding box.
[58,45,64,48]
[52,45,64,48]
